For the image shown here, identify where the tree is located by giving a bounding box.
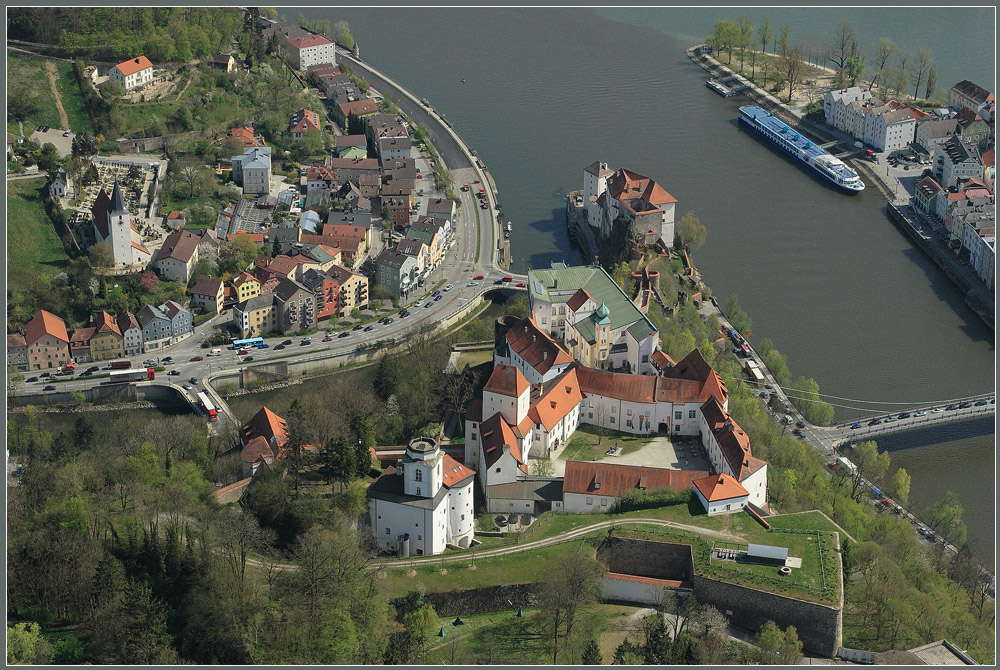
[613,639,645,665]
[101,80,125,104]
[892,66,910,101]
[924,65,938,101]
[676,211,707,251]
[218,135,245,162]
[777,24,792,57]
[285,398,314,492]
[848,440,890,502]
[7,622,53,665]
[538,550,603,664]
[319,436,356,491]
[347,112,366,135]
[724,294,752,335]
[788,376,834,426]
[909,49,934,100]
[139,271,160,293]
[868,38,895,92]
[531,454,555,477]
[333,20,355,49]
[374,354,401,401]
[926,491,967,545]
[37,142,60,172]
[214,505,274,602]
[828,20,857,86]
[757,17,774,57]
[846,54,866,87]
[779,45,805,103]
[754,621,802,665]
[7,87,41,123]
[88,241,115,268]
[229,232,260,271]
[890,467,911,506]
[610,260,632,292]
[581,639,603,665]
[735,15,754,74]
[178,164,211,199]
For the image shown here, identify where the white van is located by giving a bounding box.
[209,348,222,356]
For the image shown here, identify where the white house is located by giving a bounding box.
[932,136,983,188]
[823,87,871,131]
[108,55,154,91]
[590,166,677,243]
[949,80,995,115]
[866,107,915,152]
[692,473,750,515]
[49,167,73,199]
[367,437,475,556]
[286,33,336,71]
[232,146,272,195]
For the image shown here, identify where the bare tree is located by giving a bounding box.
[179,164,210,199]
[538,549,603,664]
[736,15,754,74]
[779,46,806,103]
[909,49,934,101]
[214,505,275,603]
[868,38,895,92]
[828,20,858,86]
[777,24,792,57]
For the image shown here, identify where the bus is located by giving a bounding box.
[231,337,264,350]
[106,368,155,384]
[196,391,219,421]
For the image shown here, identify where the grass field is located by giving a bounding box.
[55,61,94,134]
[456,349,493,369]
[558,424,655,462]
[7,54,62,131]
[6,177,71,293]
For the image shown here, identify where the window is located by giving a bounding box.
[586,497,593,505]
[461,514,465,520]
[601,498,608,506]
[626,409,632,416]
[674,411,682,420]
[416,487,421,496]
[471,433,477,441]
[589,400,594,408]
[385,527,390,535]
[414,469,422,482]
[610,417,615,424]
[495,467,501,473]
[417,535,422,541]
[588,412,593,419]
[689,410,697,419]
[611,406,616,413]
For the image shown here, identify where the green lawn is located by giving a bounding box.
[558,424,655,462]
[457,350,494,369]
[55,62,94,134]
[6,178,71,293]
[7,54,62,131]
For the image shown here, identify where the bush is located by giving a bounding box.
[610,486,693,513]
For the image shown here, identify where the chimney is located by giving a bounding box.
[554,279,558,289]
[532,335,536,343]
[543,351,547,361]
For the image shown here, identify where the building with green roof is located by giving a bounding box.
[527,262,659,374]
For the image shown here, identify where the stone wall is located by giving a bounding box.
[597,536,694,581]
[692,574,842,657]
[423,583,539,617]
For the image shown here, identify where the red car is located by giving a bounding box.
[501,276,513,283]
[322,336,333,342]
[237,349,249,355]
[516,282,526,287]
[827,462,836,469]
[190,356,204,362]
[417,173,423,179]
[473,274,484,280]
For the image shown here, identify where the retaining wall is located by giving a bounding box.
[597,536,694,581]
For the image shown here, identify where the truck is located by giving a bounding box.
[105,368,155,384]
[836,456,857,475]
[109,360,132,370]
[743,359,765,388]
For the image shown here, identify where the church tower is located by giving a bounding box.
[107,180,133,265]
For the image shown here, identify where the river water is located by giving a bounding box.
[298,8,996,560]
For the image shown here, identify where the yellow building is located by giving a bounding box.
[231,271,262,303]
[568,303,612,369]
[89,311,125,361]
[234,295,276,338]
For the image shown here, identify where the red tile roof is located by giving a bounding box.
[231,126,266,148]
[113,55,153,76]
[527,367,583,432]
[566,288,594,312]
[693,473,748,502]
[189,277,224,297]
[480,413,523,468]
[484,363,529,397]
[68,326,96,344]
[505,316,574,375]
[563,461,709,496]
[93,311,121,337]
[241,436,275,464]
[339,99,379,118]
[24,310,69,345]
[465,398,483,423]
[576,365,657,403]
[700,396,762,481]
[659,348,727,404]
[288,34,335,49]
[441,453,475,488]
[606,168,677,210]
[290,109,322,134]
[306,166,338,182]
[7,333,27,348]
[241,406,288,449]
[651,350,675,370]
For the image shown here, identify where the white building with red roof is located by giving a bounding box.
[367,437,475,556]
[562,461,710,513]
[285,33,336,71]
[692,473,750,515]
[584,162,677,243]
[288,108,323,140]
[108,55,154,91]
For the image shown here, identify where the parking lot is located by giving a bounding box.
[29,126,74,157]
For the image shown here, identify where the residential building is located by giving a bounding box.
[285,33,336,71]
[23,310,70,371]
[272,278,316,334]
[159,300,194,341]
[562,461,709,513]
[335,134,368,158]
[7,333,28,371]
[117,312,143,356]
[932,136,983,188]
[378,136,412,161]
[527,262,659,374]
[913,176,944,216]
[375,248,420,297]
[305,166,338,194]
[67,327,95,363]
[359,172,382,199]
[367,437,476,556]
[968,230,995,290]
[301,268,342,320]
[282,242,344,272]
[865,106,915,152]
[230,126,266,148]
[382,181,412,226]
[288,108,322,140]
[949,80,995,115]
[231,146,272,195]
[231,271,261,303]
[108,55,154,91]
[152,228,217,283]
[844,97,883,140]
[406,217,446,268]
[337,99,379,125]
[426,198,456,224]
[915,118,961,153]
[395,239,429,275]
[329,157,380,185]
[189,277,225,314]
[233,294,276,338]
[955,107,990,146]
[692,473,750,515]
[90,180,151,268]
[209,53,236,72]
[382,157,417,184]
[136,304,172,352]
[823,86,872,130]
[698,396,768,503]
[165,211,186,230]
[325,264,369,313]
[48,167,73,199]
[89,311,124,361]
[237,406,319,478]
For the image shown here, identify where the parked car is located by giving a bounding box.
[243,356,254,362]
[190,356,203,362]
[974,399,988,406]
[868,418,882,426]
[283,339,293,345]
[958,401,972,408]
[851,422,862,429]
[444,284,453,291]
[274,344,285,350]
[26,377,38,383]
[897,411,910,419]
[913,411,926,417]
[237,349,249,355]
[364,325,375,332]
